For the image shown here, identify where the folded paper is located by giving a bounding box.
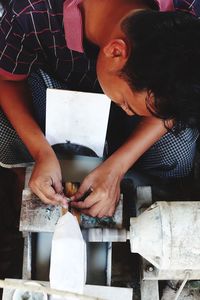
[50,212,86,299]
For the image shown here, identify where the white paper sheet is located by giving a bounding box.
[50,212,86,299]
[46,89,111,157]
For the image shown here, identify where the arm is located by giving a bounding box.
[71,116,168,217]
[0,77,67,206]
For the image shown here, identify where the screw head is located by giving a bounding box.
[146,265,154,272]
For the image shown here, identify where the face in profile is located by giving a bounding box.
[96,49,153,117]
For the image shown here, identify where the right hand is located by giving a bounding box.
[29,150,68,207]
[70,156,123,217]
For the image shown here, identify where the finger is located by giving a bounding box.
[39,182,60,201]
[35,188,67,207]
[71,181,93,201]
[80,209,90,216]
[116,190,121,204]
[96,210,107,218]
[52,181,68,207]
[81,206,100,218]
[33,188,59,206]
[71,193,99,209]
[31,180,66,205]
[107,206,116,217]
[53,179,64,194]
[81,205,108,218]
[89,195,118,218]
[105,194,120,217]
[95,205,114,218]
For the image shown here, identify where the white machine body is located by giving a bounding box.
[129,201,200,270]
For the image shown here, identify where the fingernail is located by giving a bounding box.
[62,203,68,209]
[55,194,64,201]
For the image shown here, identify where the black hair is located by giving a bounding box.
[121,10,200,131]
[142,0,160,11]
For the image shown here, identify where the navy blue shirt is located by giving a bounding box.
[0,0,100,92]
[0,0,199,91]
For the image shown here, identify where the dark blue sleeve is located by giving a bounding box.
[173,0,200,17]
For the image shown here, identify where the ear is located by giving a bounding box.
[103,39,129,70]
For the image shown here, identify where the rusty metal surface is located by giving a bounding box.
[19,158,125,239]
[20,188,124,235]
[20,189,61,233]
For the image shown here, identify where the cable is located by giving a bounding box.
[174,272,190,300]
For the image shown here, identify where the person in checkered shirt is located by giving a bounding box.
[0,0,200,217]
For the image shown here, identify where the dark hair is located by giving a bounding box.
[142,0,160,11]
[121,10,200,131]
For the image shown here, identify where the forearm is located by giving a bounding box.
[71,117,168,217]
[105,117,168,176]
[0,78,54,160]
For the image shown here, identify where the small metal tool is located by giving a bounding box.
[76,187,94,202]
[66,196,73,203]
[65,187,93,203]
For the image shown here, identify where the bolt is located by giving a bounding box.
[146,265,154,272]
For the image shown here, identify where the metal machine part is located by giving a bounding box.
[126,195,200,300]
[129,201,200,271]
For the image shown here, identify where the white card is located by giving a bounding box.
[50,212,86,299]
[46,89,111,157]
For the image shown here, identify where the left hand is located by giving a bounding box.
[29,150,68,207]
[70,159,123,218]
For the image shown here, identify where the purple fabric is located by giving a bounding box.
[63,0,84,53]
[158,0,174,11]
[174,0,200,16]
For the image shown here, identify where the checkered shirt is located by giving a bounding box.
[0,0,99,92]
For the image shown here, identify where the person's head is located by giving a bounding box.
[97,10,200,131]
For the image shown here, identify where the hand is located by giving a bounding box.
[70,159,123,218]
[29,150,68,207]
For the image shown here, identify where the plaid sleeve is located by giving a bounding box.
[173,0,200,17]
[0,6,42,80]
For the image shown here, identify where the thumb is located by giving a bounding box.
[53,178,64,194]
[71,181,90,201]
